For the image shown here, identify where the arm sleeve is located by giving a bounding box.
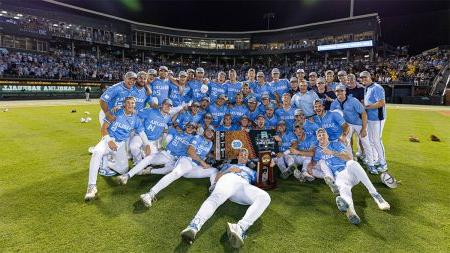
[374,86,385,101]
[100,86,117,103]
[334,112,346,126]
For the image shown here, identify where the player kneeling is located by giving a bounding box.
[84,97,150,201]
[314,128,390,225]
[180,148,271,248]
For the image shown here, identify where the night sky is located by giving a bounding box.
[11,0,450,53]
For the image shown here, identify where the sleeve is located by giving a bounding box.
[312,91,320,100]
[100,86,117,103]
[312,147,321,161]
[353,98,364,114]
[335,142,347,152]
[134,117,144,133]
[189,135,201,148]
[374,86,385,101]
[330,101,338,111]
[333,111,346,126]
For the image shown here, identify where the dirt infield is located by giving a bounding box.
[438,111,450,117]
[0,99,98,108]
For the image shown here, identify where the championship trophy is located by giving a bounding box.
[215,130,278,189]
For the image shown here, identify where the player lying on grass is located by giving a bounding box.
[180,148,271,249]
[117,121,197,184]
[84,96,151,201]
[311,128,390,225]
[139,127,218,207]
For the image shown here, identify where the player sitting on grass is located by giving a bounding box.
[273,120,297,179]
[84,97,151,201]
[117,122,198,184]
[180,148,271,249]
[311,128,390,225]
[139,127,218,207]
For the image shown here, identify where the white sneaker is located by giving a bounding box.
[346,207,361,225]
[138,167,153,175]
[324,176,340,195]
[293,169,305,182]
[140,192,155,208]
[117,174,129,185]
[372,193,390,210]
[88,146,95,154]
[302,171,315,182]
[84,185,97,201]
[226,222,246,249]
[180,223,199,244]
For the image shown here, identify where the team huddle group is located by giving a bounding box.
[85,66,394,248]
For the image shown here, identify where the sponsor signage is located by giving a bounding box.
[317,40,373,51]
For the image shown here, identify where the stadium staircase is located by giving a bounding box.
[430,63,450,105]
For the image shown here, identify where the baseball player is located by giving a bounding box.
[180,148,271,248]
[275,93,296,131]
[256,93,273,115]
[291,79,319,118]
[238,115,252,132]
[129,98,172,164]
[139,127,218,208]
[84,97,150,201]
[226,69,242,104]
[253,71,273,102]
[131,71,152,112]
[312,128,390,225]
[208,94,228,127]
[330,84,376,173]
[168,71,192,116]
[117,122,198,184]
[360,71,389,173]
[270,68,290,105]
[254,114,270,130]
[290,124,319,182]
[288,77,300,96]
[316,77,336,111]
[209,71,228,104]
[228,92,249,124]
[308,72,318,92]
[263,104,278,130]
[173,102,203,131]
[295,69,308,85]
[246,68,257,91]
[216,113,239,131]
[273,120,297,179]
[188,67,208,102]
[246,96,260,122]
[150,66,171,107]
[312,99,350,143]
[325,70,339,91]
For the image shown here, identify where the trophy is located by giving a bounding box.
[256,151,276,189]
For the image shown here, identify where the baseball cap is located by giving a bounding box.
[266,104,275,110]
[196,67,205,73]
[162,98,173,106]
[290,77,298,83]
[168,70,174,76]
[179,71,187,77]
[313,98,324,106]
[218,94,226,100]
[296,69,305,74]
[257,71,265,77]
[360,71,371,78]
[159,66,168,71]
[204,113,213,118]
[335,84,347,91]
[240,115,249,120]
[337,70,347,76]
[317,77,325,84]
[325,70,334,75]
[271,68,280,74]
[309,72,318,77]
[187,69,195,73]
[137,71,147,78]
[124,71,137,79]
[316,128,326,134]
[191,101,200,107]
[186,121,197,128]
[201,97,210,102]
[147,69,157,75]
[277,120,286,125]
[218,71,226,76]
[248,96,257,103]
[294,109,304,116]
[261,93,270,99]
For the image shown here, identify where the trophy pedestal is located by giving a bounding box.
[256,151,277,189]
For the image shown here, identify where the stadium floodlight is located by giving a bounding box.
[317,40,373,51]
[13,16,19,19]
[1,11,7,14]
[17,13,23,17]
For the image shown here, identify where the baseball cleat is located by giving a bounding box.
[140,192,155,208]
[117,174,129,185]
[302,171,315,182]
[346,208,361,225]
[335,196,349,212]
[368,165,379,175]
[138,167,153,175]
[377,163,388,173]
[372,193,390,210]
[293,169,305,182]
[226,223,246,249]
[324,176,340,195]
[280,169,292,179]
[180,223,199,244]
[84,184,97,201]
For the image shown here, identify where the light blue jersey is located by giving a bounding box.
[364,83,386,121]
[270,79,290,99]
[189,135,213,161]
[138,108,171,140]
[150,78,170,105]
[100,81,132,109]
[296,136,317,151]
[209,81,228,104]
[303,119,320,141]
[169,82,192,107]
[327,82,339,91]
[129,86,149,112]
[277,131,297,152]
[220,163,256,184]
[208,103,228,126]
[227,81,242,104]
[188,79,205,102]
[330,96,365,126]
[247,108,260,122]
[265,114,278,129]
[313,111,346,141]
[253,83,273,101]
[313,141,347,176]
[291,91,319,117]
[107,109,144,142]
[275,107,296,131]
[228,105,249,124]
[166,130,195,157]
[175,110,203,130]
[216,124,239,132]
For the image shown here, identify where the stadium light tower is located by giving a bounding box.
[350,0,354,17]
[263,12,275,30]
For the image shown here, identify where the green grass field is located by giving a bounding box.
[1,101,449,252]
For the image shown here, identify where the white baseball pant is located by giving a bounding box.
[293,156,325,178]
[148,156,218,196]
[274,154,295,173]
[335,160,379,210]
[347,124,375,166]
[367,120,386,165]
[88,138,124,185]
[127,150,177,178]
[129,135,161,164]
[188,173,271,232]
